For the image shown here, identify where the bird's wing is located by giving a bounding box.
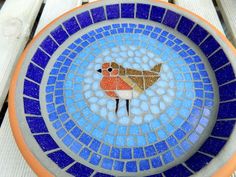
[120,76,143,93]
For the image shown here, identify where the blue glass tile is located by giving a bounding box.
[181,122,192,133]
[51,25,69,45]
[200,35,220,57]
[173,146,184,157]
[145,145,157,157]
[188,25,208,45]
[24,97,41,115]
[63,17,80,35]
[46,86,54,93]
[219,81,236,101]
[150,6,165,22]
[40,36,59,55]
[133,147,145,158]
[49,112,57,121]
[100,144,110,156]
[212,120,236,137]
[194,99,203,107]
[47,76,56,85]
[66,162,93,177]
[79,133,92,145]
[122,148,132,159]
[52,120,61,129]
[163,10,180,28]
[89,139,101,152]
[148,132,157,143]
[129,125,140,135]
[23,80,39,99]
[89,153,101,165]
[177,16,194,36]
[155,141,168,153]
[126,161,137,172]
[164,164,193,177]
[77,11,93,28]
[139,159,150,171]
[181,140,191,151]
[208,49,229,70]
[70,141,82,154]
[189,133,199,143]
[46,94,53,103]
[114,160,124,172]
[166,136,178,147]
[199,137,226,156]
[218,101,236,119]
[111,147,120,159]
[151,157,162,168]
[34,134,58,152]
[121,3,135,18]
[163,152,174,164]
[32,48,50,68]
[174,129,186,140]
[57,105,66,114]
[102,158,113,170]
[158,36,167,43]
[136,3,150,19]
[91,7,106,23]
[62,134,74,146]
[26,117,48,133]
[215,64,235,85]
[64,120,75,131]
[185,152,212,171]
[57,128,66,138]
[79,148,91,160]
[26,63,43,83]
[48,150,74,169]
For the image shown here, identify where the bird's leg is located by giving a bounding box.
[115,99,119,115]
[126,99,130,116]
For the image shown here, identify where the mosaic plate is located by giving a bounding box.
[9,0,236,177]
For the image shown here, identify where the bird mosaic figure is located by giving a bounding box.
[97,62,162,115]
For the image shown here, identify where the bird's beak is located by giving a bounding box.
[97,69,102,73]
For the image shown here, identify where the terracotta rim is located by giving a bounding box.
[8,1,236,177]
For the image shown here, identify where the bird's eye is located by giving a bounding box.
[108,68,113,72]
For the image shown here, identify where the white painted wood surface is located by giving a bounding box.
[174,0,225,34]
[0,0,236,176]
[216,0,236,46]
[35,0,82,34]
[0,0,43,113]
[0,113,36,177]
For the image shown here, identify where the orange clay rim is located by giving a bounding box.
[8,1,236,177]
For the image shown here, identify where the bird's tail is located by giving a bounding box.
[151,63,162,73]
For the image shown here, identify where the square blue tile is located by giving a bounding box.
[162,10,180,28]
[121,3,134,18]
[40,36,59,55]
[102,158,113,170]
[91,7,106,23]
[150,6,165,22]
[126,161,137,172]
[77,11,93,28]
[136,3,150,19]
[51,25,69,45]
[63,17,80,35]
[48,150,74,169]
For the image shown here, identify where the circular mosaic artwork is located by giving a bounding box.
[9,0,236,177]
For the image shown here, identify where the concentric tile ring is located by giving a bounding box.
[9,1,236,177]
